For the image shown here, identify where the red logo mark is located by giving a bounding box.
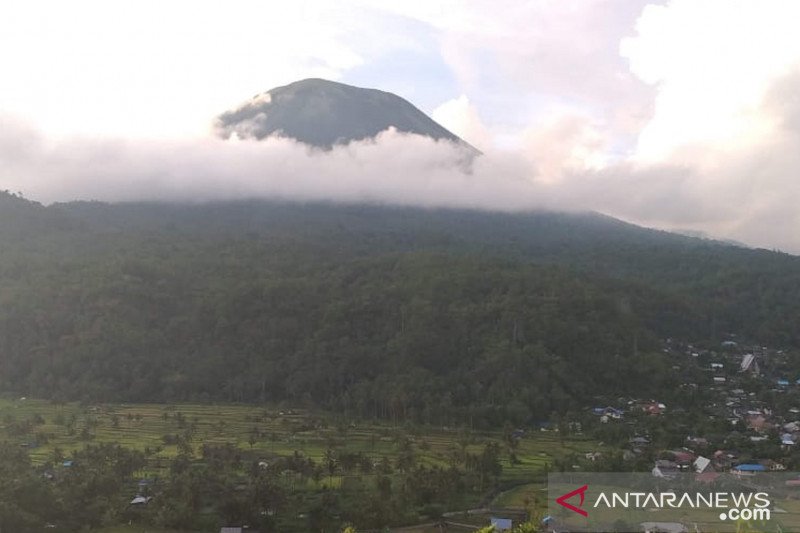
[556,484,589,517]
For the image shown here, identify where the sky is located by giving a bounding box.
[2,1,800,252]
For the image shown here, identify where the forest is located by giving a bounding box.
[2,190,800,428]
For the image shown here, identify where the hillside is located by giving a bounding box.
[1,192,800,426]
[214,78,478,152]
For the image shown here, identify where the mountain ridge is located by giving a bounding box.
[214,78,480,152]
[3,192,800,420]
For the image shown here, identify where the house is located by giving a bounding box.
[693,456,711,473]
[740,353,759,373]
[592,406,624,419]
[784,422,800,433]
[762,460,787,471]
[713,450,737,470]
[653,460,679,479]
[778,379,790,387]
[686,436,709,448]
[490,517,513,531]
[641,402,666,415]
[641,521,688,533]
[130,496,152,505]
[732,464,766,476]
[669,450,695,467]
[746,414,769,432]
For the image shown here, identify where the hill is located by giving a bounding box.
[214,78,478,152]
[1,192,800,426]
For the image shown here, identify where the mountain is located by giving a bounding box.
[2,193,800,424]
[214,78,479,152]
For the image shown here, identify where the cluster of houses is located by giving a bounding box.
[693,341,800,452]
[591,400,666,424]
[651,446,785,481]
[586,338,800,477]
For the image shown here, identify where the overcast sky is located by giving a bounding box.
[2,1,800,252]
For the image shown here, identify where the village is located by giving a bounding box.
[583,337,800,478]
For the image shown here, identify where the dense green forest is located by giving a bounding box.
[2,190,800,427]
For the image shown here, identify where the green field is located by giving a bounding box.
[493,483,548,509]
[0,397,603,531]
[1,396,598,489]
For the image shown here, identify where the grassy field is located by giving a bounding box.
[493,482,548,509]
[1,397,603,531]
[0,397,600,483]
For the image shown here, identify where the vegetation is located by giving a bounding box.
[0,398,598,531]
[3,193,800,429]
[3,191,800,529]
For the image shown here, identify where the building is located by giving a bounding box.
[732,464,766,476]
[740,353,759,374]
[490,517,513,531]
[641,521,688,533]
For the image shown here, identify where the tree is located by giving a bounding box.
[324,448,338,485]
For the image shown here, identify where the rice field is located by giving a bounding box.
[0,395,601,532]
[0,398,599,479]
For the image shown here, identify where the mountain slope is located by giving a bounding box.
[2,195,800,424]
[215,78,478,151]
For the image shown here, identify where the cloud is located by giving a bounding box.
[3,1,800,253]
[3,91,800,254]
[607,0,800,251]
[520,114,610,182]
[0,117,544,210]
[620,0,800,162]
[372,0,658,145]
[0,0,370,139]
[431,95,491,149]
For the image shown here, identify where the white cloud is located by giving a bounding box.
[431,95,491,150]
[521,114,610,183]
[621,0,800,161]
[0,0,367,139]
[3,1,800,252]
[0,118,545,211]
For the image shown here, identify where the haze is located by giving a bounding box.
[2,0,800,252]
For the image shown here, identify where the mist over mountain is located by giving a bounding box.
[214,78,479,152]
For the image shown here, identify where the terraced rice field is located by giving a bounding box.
[0,397,600,495]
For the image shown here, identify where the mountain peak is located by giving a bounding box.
[214,78,478,152]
